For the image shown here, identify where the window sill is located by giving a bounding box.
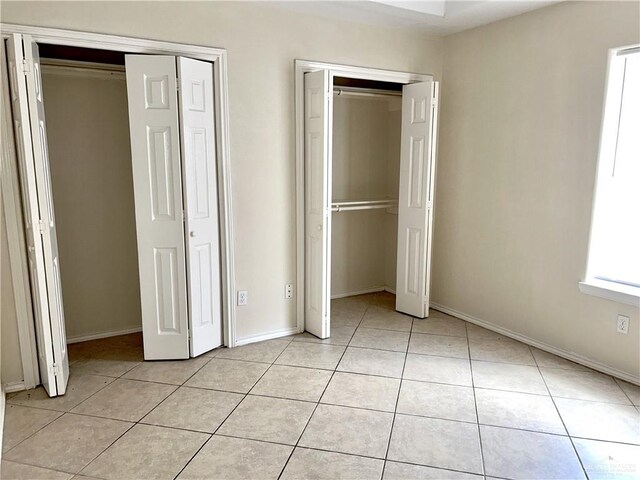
[579,279,640,307]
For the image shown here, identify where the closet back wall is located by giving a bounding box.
[331,95,401,297]
[41,68,141,340]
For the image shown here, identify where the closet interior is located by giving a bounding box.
[330,77,402,300]
[38,45,143,344]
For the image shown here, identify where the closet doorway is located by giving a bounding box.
[2,27,235,398]
[295,60,439,339]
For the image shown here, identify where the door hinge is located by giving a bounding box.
[426,201,433,210]
[21,59,32,75]
[176,78,180,92]
[37,220,46,235]
[51,363,60,376]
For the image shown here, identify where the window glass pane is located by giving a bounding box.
[589,52,640,287]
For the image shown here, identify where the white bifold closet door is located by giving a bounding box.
[6,34,69,396]
[125,55,222,360]
[395,80,439,318]
[304,70,332,339]
[177,57,222,357]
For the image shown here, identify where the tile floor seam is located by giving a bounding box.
[0,406,63,456]
[47,372,118,412]
[275,320,357,480]
[614,377,639,407]
[381,314,413,477]
[71,412,138,478]
[550,393,636,406]
[567,434,640,448]
[136,357,219,424]
[277,444,487,476]
[382,458,488,478]
[349,324,412,335]
[534,346,590,480]
[465,318,488,478]
[0,457,107,479]
[171,342,287,480]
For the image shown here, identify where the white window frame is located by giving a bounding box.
[579,44,640,308]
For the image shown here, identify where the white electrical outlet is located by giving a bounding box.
[237,290,248,306]
[285,283,294,299]
[616,315,629,334]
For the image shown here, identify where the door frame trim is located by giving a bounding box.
[1,24,237,389]
[294,59,433,333]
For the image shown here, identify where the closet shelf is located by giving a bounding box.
[331,199,398,212]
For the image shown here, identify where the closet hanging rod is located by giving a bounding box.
[333,87,402,99]
[331,199,398,212]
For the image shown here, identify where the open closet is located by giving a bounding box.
[330,78,402,301]
[4,33,225,397]
[301,64,439,339]
[38,45,142,349]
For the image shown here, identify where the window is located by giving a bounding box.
[580,46,640,306]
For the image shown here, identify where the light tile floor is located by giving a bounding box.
[2,292,640,480]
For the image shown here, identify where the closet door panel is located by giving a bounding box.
[126,55,189,360]
[396,80,437,318]
[23,36,70,395]
[304,70,331,339]
[22,35,69,395]
[6,34,59,396]
[177,56,222,357]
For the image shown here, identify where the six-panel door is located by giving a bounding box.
[177,57,223,356]
[125,55,191,360]
[396,80,437,318]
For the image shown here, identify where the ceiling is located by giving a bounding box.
[269,1,561,35]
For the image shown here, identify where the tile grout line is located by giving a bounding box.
[465,319,488,478]
[73,344,215,478]
[381,312,413,478]
[132,355,220,427]
[530,342,590,480]
[2,370,126,463]
[613,376,639,407]
[172,338,296,480]
[275,302,368,479]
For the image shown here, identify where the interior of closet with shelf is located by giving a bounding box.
[330,78,402,298]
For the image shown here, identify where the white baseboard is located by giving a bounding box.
[431,302,640,386]
[1,381,26,393]
[331,286,397,299]
[67,327,142,344]
[235,326,300,346]
[331,287,385,299]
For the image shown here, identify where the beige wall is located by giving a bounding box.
[1,208,24,386]
[40,70,141,340]
[0,1,443,342]
[434,1,640,378]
